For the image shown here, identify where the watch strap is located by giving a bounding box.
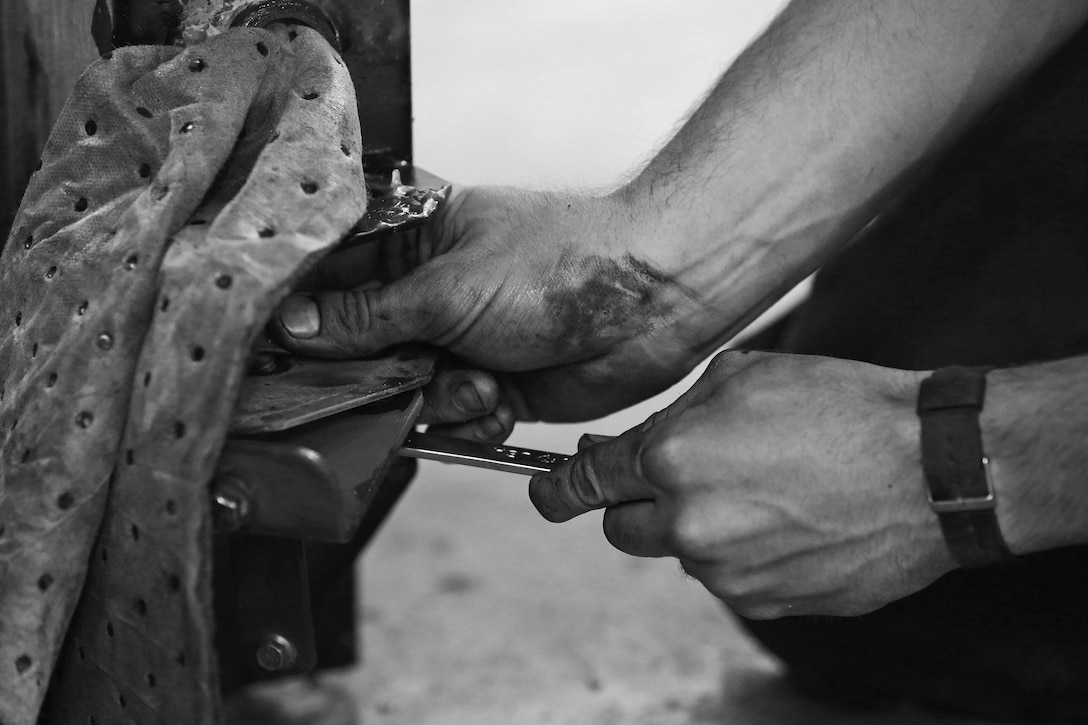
[917,366,1014,568]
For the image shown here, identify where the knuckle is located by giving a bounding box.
[638,427,688,485]
[568,454,608,509]
[706,348,756,376]
[668,512,715,561]
[320,289,370,343]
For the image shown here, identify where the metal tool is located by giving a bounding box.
[399,431,572,476]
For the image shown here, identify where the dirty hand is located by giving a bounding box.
[271,186,705,422]
[530,350,957,619]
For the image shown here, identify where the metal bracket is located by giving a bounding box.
[217,389,422,542]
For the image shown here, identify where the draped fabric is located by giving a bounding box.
[0,25,366,723]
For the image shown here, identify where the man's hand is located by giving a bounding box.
[530,350,957,619]
[272,186,708,422]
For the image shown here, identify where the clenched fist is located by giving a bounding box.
[530,350,958,619]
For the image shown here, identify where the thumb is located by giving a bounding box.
[271,273,438,357]
[529,429,656,523]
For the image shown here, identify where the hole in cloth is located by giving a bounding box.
[100,547,108,563]
[168,574,181,591]
[37,574,53,591]
[14,311,21,326]
[74,197,88,212]
[188,58,206,72]
[215,274,232,289]
[165,499,177,515]
[153,185,169,201]
[301,180,318,194]
[258,227,275,238]
[136,106,152,118]
[118,693,126,708]
[47,373,58,388]
[77,301,88,316]
[191,346,205,361]
[106,621,114,637]
[45,266,56,279]
[85,120,97,136]
[300,90,320,100]
[130,524,140,541]
[176,650,186,666]
[134,598,147,617]
[124,254,138,270]
[57,491,75,509]
[190,218,207,226]
[160,296,170,312]
[289,30,298,40]
[173,421,186,439]
[138,163,151,179]
[15,655,32,674]
[147,672,157,688]
[21,449,32,463]
[143,372,151,387]
[125,449,134,465]
[180,122,194,134]
[75,411,94,428]
[340,144,351,157]
[256,42,268,56]
[30,343,38,358]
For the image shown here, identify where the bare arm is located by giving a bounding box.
[619,0,1088,359]
[274,1,1088,424]
[985,358,1088,556]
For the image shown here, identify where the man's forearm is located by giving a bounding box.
[983,357,1088,556]
[619,0,1088,356]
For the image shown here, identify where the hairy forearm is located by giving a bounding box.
[619,0,1088,355]
[983,358,1088,556]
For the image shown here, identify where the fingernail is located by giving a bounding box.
[279,295,319,339]
[455,382,485,413]
[578,433,614,449]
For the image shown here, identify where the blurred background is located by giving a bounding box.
[331,3,973,723]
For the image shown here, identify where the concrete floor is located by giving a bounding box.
[326,4,1019,722]
[331,465,990,725]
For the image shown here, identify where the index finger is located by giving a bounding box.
[528,431,656,522]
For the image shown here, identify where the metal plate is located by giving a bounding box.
[230,348,435,435]
[220,390,423,542]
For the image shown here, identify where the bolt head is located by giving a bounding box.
[256,634,297,672]
[211,475,252,532]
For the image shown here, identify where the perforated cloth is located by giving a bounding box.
[0,26,366,724]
